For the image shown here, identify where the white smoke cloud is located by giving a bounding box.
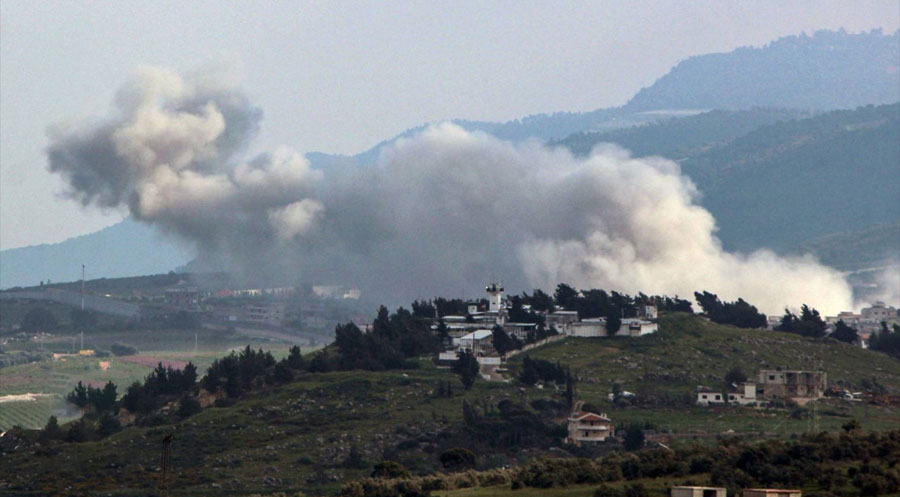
[47,67,856,315]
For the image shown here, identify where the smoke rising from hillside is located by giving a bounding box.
[47,67,855,315]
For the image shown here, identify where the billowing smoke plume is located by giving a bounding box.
[47,67,855,315]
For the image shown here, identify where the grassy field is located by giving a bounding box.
[511,313,900,395]
[503,313,900,441]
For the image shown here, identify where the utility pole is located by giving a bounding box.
[80,331,84,351]
[194,333,198,356]
[81,265,85,311]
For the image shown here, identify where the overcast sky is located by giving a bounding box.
[1,1,898,250]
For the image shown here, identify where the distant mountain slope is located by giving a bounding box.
[308,107,684,168]
[555,108,813,158]
[0,219,193,289]
[557,104,900,254]
[626,29,900,112]
[793,222,900,271]
[684,103,900,251]
[9,29,897,287]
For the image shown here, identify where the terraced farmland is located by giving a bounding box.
[0,394,79,431]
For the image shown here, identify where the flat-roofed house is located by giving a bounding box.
[742,489,801,497]
[671,486,726,497]
[568,318,607,337]
[455,329,494,356]
[621,318,658,336]
[758,370,826,401]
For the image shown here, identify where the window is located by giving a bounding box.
[769,375,775,380]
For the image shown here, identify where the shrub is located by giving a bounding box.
[40,415,63,442]
[97,413,121,437]
[65,419,93,443]
[177,395,202,419]
[595,485,625,497]
[439,448,477,471]
[371,461,411,479]
[625,483,648,497]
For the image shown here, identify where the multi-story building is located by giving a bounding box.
[565,402,614,445]
[758,370,826,401]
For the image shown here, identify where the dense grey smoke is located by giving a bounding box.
[47,67,855,314]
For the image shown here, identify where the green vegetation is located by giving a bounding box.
[557,103,900,254]
[514,313,900,398]
[3,311,900,495]
[774,305,828,338]
[348,430,900,497]
[694,291,766,329]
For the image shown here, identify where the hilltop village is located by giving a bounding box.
[2,275,900,497]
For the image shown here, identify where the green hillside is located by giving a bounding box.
[555,108,812,159]
[557,103,900,254]
[792,222,900,271]
[2,313,899,496]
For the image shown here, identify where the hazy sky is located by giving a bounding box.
[2,1,898,250]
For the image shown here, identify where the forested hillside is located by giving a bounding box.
[0,219,193,289]
[684,104,899,251]
[625,29,900,111]
[558,104,900,253]
[555,108,812,158]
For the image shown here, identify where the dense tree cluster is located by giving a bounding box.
[330,306,441,372]
[490,326,523,355]
[460,398,564,448]
[775,304,827,338]
[831,319,860,344]
[453,350,479,390]
[202,346,274,397]
[66,380,117,413]
[694,291,767,329]
[122,361,198,413]
[518,356,567,386]
[870,322,900,360]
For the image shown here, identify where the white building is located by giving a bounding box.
[671,487,726,497]
[565,403,614,445]
[546,310,580,329]
[621,318,657,336]
[567,318,607,337]
[455,329,494,356]
[638,304,658,320]
[697,383,758,406]
[486,283,504,313]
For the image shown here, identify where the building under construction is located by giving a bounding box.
[758,370,826,400]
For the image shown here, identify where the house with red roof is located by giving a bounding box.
[565,401,614,445]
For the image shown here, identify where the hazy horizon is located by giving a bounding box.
[2,1,899,250]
